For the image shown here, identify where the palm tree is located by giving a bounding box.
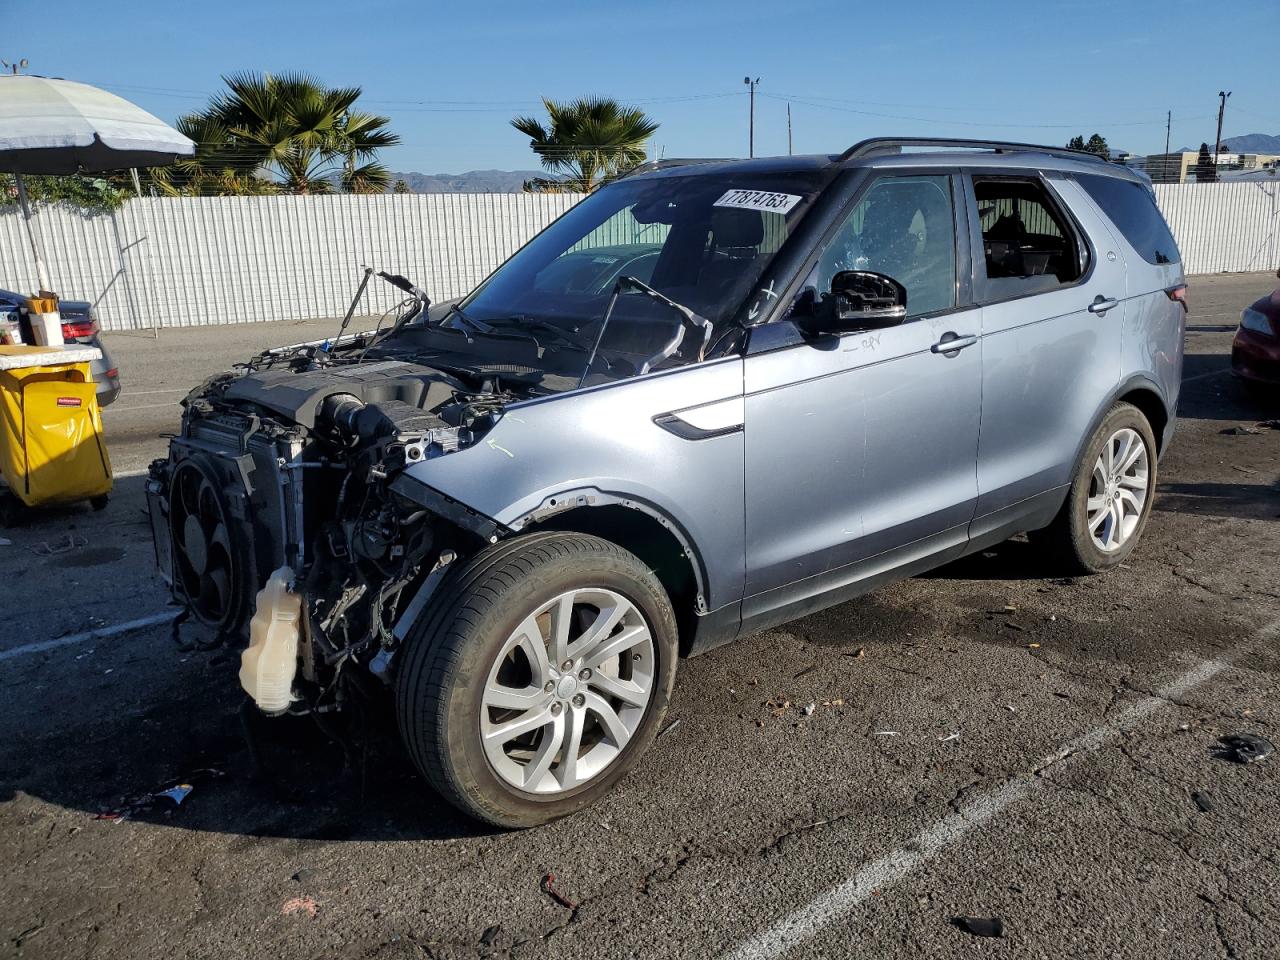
[154,72,399,196]
[511,97,659,192]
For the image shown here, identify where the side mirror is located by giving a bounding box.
[809,271,907,335]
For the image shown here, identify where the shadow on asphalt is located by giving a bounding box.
[1178,353,1279,421]
[1156,479,1280,521]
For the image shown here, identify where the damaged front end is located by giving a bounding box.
[147,344,512,716]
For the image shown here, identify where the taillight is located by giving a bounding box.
[1165,285,1188,312]
[61,318,99,340]
[104,367,119,379]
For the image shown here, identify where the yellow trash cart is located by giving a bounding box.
[0,344,112,524]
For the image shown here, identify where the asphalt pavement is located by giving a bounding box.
[1,273,1278,960]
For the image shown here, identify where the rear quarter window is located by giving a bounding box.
[1076,174,1180,266]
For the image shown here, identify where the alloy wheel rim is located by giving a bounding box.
[1087,427,1149,553]
[479,588,656,795]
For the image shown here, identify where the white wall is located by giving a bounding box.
[1152,181,1279,275]
[0,193,581,331]
[0,182,1276,331]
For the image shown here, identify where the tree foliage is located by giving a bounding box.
[151,72,400,196]
[1066,134,1110,159]
[512,97,659,192]
[1,172,131,211]
[1194,142,1218,182]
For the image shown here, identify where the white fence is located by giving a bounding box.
[0,181,1276,332]
[0,193,581,331]
[1152,181,1279,275]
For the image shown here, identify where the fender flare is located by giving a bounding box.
[506,486,712,615]
[1070,373,1172,473]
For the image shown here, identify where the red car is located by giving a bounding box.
[1232,269,1280,390]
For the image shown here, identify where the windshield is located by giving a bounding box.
[383,169,825,385]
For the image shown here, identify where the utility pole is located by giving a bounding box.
[743,76,759,158]
[1214,90,1231,160]
[787,103,793,156]
[1163,110,1171,183]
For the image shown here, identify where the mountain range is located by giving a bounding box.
[389,169,550,193]
[1175,133,1280,154]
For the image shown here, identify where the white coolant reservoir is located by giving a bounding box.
[239,567,302,715]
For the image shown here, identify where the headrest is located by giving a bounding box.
[710,208,764,248]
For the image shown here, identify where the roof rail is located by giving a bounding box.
[839,137,1110,165]
[616,157,733,180]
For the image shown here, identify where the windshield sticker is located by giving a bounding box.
[713,189,802,215]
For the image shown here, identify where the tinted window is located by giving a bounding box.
[1076,174,1181,265]
[973,177,1084,298]
[817,175,957,317]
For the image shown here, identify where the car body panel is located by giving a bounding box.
[970,177,1129,519]
[399,356,747,613]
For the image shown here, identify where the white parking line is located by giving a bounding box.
[721,617,1280,960]
[1182,368,1232,384]
[0,611,180,663]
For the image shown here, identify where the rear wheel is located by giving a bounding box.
[396,532,678,828]
[1033,402,1157,575]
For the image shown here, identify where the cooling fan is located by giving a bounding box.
[169,459,243,630]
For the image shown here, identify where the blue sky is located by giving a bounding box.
[4,0,1278,174]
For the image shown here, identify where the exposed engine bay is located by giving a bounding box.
[147,277,540,716]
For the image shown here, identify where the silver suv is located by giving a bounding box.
[149,138,1186,827]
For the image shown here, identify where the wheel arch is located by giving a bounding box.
[1073,375,1172,473]
[1115,382,1170,454]
[511,491,708,657]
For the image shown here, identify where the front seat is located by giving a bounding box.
[698,208,765,307]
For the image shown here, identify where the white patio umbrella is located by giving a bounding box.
[0,75,194,293]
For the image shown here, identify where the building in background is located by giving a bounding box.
[1140,150,1280,183]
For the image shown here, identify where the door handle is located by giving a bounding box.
[1088,296,1120,315]
[931,332,978,355]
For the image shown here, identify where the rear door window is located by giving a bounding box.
[1075,174,1181,265]
[971,177,1086,302]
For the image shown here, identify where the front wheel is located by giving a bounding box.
[1033,402,1158,575]
[396,532,678,828]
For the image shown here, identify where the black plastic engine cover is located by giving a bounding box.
[220,360,457,427]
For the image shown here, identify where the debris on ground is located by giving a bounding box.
[1214,733,1274,764]
[94,781,196,824]
[1256,419,1279,430]
[154,784,193,805]
[951,916,1005,938]
[843,647,867,659]
[793,664,818,679]
[282,896,318,918]
[1220,425,1262,436]
[801,701,816,717]
[766,697,792,717]
[540,872,576,909]
[658,719,682,739]
[480,925,501,947]
[0,536,10,546]
[939,731,961,743]
[1191,790,1216,813]
[872,730,900,737]
[30,533,87,556]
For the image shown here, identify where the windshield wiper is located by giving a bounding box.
[484,315,590,351]
[578,276,713,388]
[439,302,493,340]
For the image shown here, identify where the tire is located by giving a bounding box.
[1033,402,1158,575]
[396,532,678,828]
[90,494,109,512]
